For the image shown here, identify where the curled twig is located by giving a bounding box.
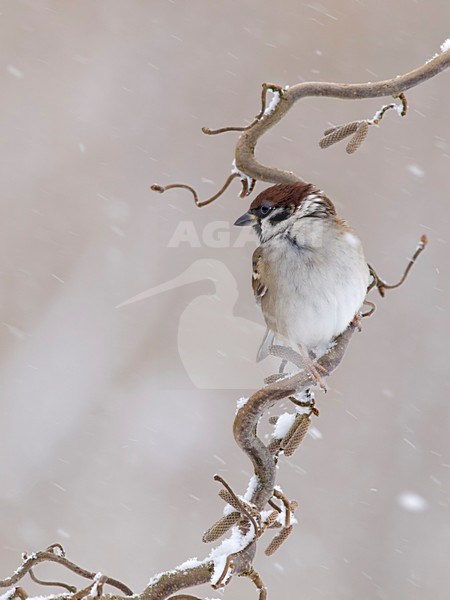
[237,174,256,198]
[202,124,255,135]
[368,234,428,296]
[29,568,77,594]
[372,92,408,123]
[201,83,285,136]
[255,83,286,120]
[362,299,376,318]
[151,173,239,208]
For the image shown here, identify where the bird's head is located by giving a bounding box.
[234,182,336,242]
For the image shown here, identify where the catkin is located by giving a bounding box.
[265,510,280,528]
[202,511,240,542]
[265,525,294,556]
[268,438,282,455]
[319,121,360,148]
[346,121,369,154]
[283,415,311,457]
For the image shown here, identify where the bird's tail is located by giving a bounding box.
[256,328,275,362]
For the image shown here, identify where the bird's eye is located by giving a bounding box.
[260,205,272,216]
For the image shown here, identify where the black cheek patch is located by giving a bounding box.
[253,222,262,238]
[268,208,291,225]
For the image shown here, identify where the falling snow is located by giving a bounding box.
[309,426,323,440]
[6,65,23,78]
[397,492,429,512]
[407,164,425,178]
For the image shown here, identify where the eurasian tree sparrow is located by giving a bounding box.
[234,182,370,388]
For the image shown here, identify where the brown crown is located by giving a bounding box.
[249,182,336,216]
[249,182,317,210]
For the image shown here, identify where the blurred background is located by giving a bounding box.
[1,1,449,599]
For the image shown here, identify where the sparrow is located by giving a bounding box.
[234,182,370,388]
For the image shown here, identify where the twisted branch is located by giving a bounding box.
[0,546,132,596]
[234,50,450,185]
[152,47,449,201]
[0,235,429,598]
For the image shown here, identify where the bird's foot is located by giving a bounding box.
[296,345,329,392]
[305,359,328,392]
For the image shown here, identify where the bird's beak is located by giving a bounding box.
[234,211,256,227]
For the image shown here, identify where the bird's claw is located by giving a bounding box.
[307,361,328,392]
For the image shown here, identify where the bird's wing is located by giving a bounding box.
[252,246,268,305]
[252,247,274,362]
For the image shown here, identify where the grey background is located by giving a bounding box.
[1,1,449,599]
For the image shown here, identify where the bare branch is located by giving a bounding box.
[235,50,450,184]
[0,546,133,597]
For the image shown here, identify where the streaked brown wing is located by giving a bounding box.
[252,246,268,304]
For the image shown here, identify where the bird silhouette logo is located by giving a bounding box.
[117,259,279,389]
